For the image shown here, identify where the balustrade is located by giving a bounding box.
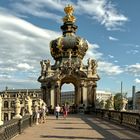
[0,115,34,140]
[95,109,140,130]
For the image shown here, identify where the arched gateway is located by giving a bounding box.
[38,5,100,109]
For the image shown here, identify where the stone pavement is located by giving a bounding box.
[13,114,140,140]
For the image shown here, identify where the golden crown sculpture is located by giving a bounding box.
[63,4,76,23]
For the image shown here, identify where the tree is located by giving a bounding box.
[114,92,127,111]
[114,93,122,111]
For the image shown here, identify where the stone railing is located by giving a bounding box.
[95,109,140,131]
[0,115,34,140]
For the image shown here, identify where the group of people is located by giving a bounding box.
[33,103,48,124]
[33,103,69,124]
[55,104,69,119]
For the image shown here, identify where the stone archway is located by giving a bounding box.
[38,5,100,110]
[60,83,75,105]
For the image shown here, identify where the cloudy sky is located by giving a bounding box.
[0,0,140,96]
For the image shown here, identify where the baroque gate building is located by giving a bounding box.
[38,5,100,109]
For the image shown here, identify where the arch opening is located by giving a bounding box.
[61,83,75,106]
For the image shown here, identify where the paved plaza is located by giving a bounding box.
[12,114,140,140]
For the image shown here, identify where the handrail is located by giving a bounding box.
[95,109,140,131]
[0,115,34,140]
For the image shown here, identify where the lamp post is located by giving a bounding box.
[121,81,123,98]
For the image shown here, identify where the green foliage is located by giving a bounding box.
[114,93,127,110]
[114,93,122,111]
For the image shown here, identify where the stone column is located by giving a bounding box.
[8,112,11,121]
[87,84,92,105]
[55,81,61,106]
[42,86,46,103]
[50,87,55,108]
[75,86,80,106]
[80,86,82,105]
[82,86,88,107]
[91,85,97,109]
[0,96,3,125]
[79,81,84,105]
[13,98,22,119]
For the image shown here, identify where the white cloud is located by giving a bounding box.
[0,74,12,79]
[126,63,140,77]
[98,61,123,75]
[108,55,114,58]
[0,6,125,90]
[12,2,62,23]
[126,49,139,55]
[83,43,123,76]
[135,45,140,48]
[9,0,128,30]
[17,63,33,71]
[109,36,118,41]
[76,0,128,30]
[135,78,140,84]
[114,60,118,63]
[0,10,61,90]
[84,42,103,62]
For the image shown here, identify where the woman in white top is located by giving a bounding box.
[55,104,61,119]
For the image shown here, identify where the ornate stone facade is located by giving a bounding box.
[38,5,100,109]
[135,91,140,110]
[0,89,42,121]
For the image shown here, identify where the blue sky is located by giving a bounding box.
[0,0,140,97]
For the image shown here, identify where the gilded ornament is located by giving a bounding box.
[63,5,76,23]
[64,4,74,15]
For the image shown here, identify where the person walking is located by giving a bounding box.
[62,104,69,119]
[40,103,46,123]
[55,104,61,119]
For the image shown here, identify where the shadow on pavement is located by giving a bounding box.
[80,115,140,140]
[40,135,104,139]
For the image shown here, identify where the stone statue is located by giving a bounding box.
[13,98,22,119]
[100,100,106,109]
[120,97,128,111]
[88,58,97,71]
[87,58,92,70]
[40,60,46,77]
[108,96,114,110]
[0,96,3,125]
[45,59,51,70]
[40,59,51,78]
[25,96,32,115]
[39,99,45,108]
[33,101,39,125]
[91,59,97,74]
